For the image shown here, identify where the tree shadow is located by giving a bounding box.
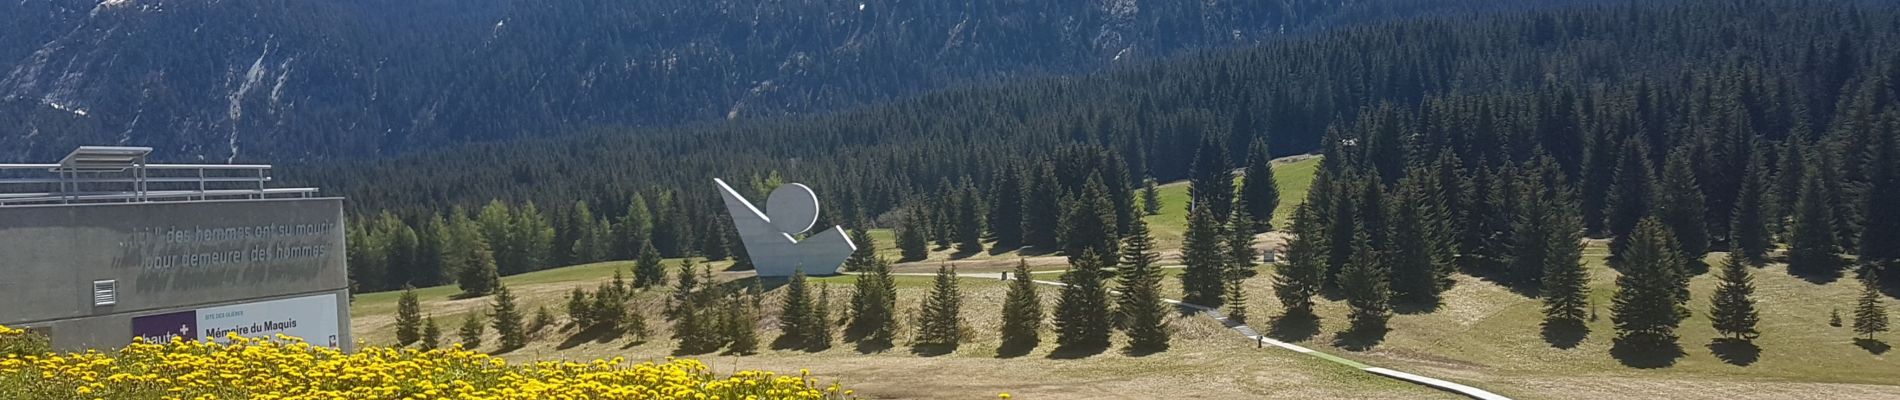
[909,342,957,357]
[618,338,649,350]
[1013,246,1058,257]
[1392,299,1443,315]
[1540,319,1589,350]
[987,244,1023,256]
[1045,343,1108,360]
[555,325,625,350]
[1120,344,1167,357]
[949,248,982,260]
[853,339,894,354]
[1786,257,1846,284]
[448,291,490,301]
[769,334,804,351]
[1855,338,1891,355]
[1267,312,1321,343]
[1707,338,1760,366]
[1610,335,1684,369]
[1332,323,1388,352]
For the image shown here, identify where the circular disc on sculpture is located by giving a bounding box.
[766,183,820,234]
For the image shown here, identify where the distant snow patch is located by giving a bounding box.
[46,102,87,116]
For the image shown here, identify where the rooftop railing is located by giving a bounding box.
[0,147,320,206]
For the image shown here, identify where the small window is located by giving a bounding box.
[92,279,117,306]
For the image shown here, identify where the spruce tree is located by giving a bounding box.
[1180,203,1228,307]
[1340,229,1391,334]
[1223,269,1249,325]
[666,258,701,320]
[987,163,1025,249]
[1022,162,1063,250]
[1539,180,1590,332]
[1656,147,1710,267]
[530,306,554,335]
[898,204,931,261]
[490,284,525,350]
[844,227,877,272]
[458,238,501,297]
[1274,205,1326,317]
[1854,270,1891,340]
[615,196,653,260]
[633,240,665,288]
[1238,138,1281,232]
[779,269,817,346]
[1189,137,1236,219]
[1117,218,1170,351]
[954,181,985,254]
[591,282,626,330]
[1389,167,1441,305]
[1611,218,1688,350]
[1708,251,1761,341]
[1773,138,1807,237]
[1061,175,1119,262]
[811,286,835,350]
[1141,177,1162,216]
[725,295,759,355]
[1788,163,1841,277]
[847,257,899,345]
[420,316,442,350]
[458,315,484,349]
[395,285,423,346]
[916,265,964,347]
[1000,260,1044,351]
[1732,143,1772,265]
[1054,250,1113,351]
[1510,157,1560,287]
[566,287,593,327]
[1226,207,1260,278]
[1607,141,1654,258]
[1859,118,1900,270]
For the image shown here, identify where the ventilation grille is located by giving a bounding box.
[92,280,117,306]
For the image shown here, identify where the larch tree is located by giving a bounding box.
[1708,251,1761,341]
[1117,218,1170,351]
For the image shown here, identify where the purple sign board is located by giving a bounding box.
[131,310,198,344]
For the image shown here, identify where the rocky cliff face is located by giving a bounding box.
[0,0,1575,162]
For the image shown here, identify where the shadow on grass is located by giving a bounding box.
[1610,336,1684,369]
[994,340,1035,358]
[854,339,895,354]
[1540,319,1589,350]
[1045,343,1108,360]
[1120,344,1167,357]
[618,338,649,349]
[1332,322,1388,352]
[1708,338,1760,366]
[1268,312,1321,343]
[1855,338,1891,355]
[949,248,982,260]
[909,342,957,357]
[1392,299,1443,315]
[555,325,626,350]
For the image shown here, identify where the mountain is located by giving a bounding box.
[0,0,1592,162]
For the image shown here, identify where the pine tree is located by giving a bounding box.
[490,284,526,349]
[1788,162,1841,277]
[898,204,931,261]
[458,315,484,349]
[810,286,835,350]
[420,316,442,350]
[779,269,818,346]
[1656,147,1709,267]
[1611,218,1688,350]
[954,180,985,253]
[1238,138,1281,232]
[1340,229,1391,334]
[847,257,899,345]
[725,295,759,355]
[1054,250,1113,350]
[1732,142,1773,265]
[1854,270,1890,340]
[1000,260,1045,351]
[1180,202,1228,307]
[987,163,1025,249]
[1274,205,1326,317]
[1061,175,1119,262]
[844,227,876,272]
[1117,218,1170,351]
[633,241,665,288]
[1189,137,1236,219]
[916,264,963,347]
[1708,252,1761,341]
[1141,177,1162,216]
[395,285,423,346]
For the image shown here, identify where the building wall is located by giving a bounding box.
[0,198,350,351]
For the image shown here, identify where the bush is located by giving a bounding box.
[0,326,858,399]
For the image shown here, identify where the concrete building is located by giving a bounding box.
[0,147,350,351]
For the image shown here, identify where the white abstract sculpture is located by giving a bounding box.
[715,178,857,277]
